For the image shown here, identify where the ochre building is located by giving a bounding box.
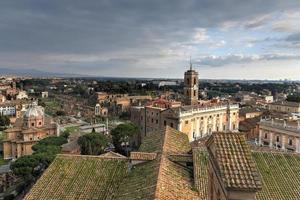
[2,103,59,159]
[131,65,239,142]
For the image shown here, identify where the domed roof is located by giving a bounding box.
[25,103,44,118]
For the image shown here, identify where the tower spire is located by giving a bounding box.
[189,56,192,70]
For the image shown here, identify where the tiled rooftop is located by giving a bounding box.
[25,127,201,200]
[130,152,157,161]
[207,132,262,191]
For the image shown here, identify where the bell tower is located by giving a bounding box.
[184,59,199,105]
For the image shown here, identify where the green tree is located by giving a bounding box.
[111,123,138,155]
[0,115,10,127]
[287,93,300,103]
[11,135,68,180]
[10,156,39,180]
[78,133,109,155]
[55,110,66,116]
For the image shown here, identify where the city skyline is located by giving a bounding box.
[1,1,300,79]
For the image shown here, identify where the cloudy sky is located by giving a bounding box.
[1,0,300,79]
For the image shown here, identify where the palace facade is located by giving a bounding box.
[131,64,239,142]
[258,118,300,152]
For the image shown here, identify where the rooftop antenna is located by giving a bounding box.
[189,56,192,70]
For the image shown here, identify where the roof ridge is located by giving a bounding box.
[153,126,169,199]
[57,154,128,160]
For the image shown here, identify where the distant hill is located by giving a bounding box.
[0,68,82,77]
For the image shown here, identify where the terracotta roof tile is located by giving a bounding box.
[130,152,157,161]
[207,132,262,191]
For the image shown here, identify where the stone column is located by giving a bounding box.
[228,112,232,131]
[177,120,182,132]
[296,138,300,153]
[219,114,223,132]
[269,132,273,148]
[258,129,262,146]
[191,119,194,141]
[212,116,216,132]
[195,117,200,138]
[282,135,286,150]
[203,117,208,136]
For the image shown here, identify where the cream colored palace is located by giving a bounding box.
[131,63,239,142]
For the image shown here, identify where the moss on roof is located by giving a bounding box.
[207,132,262,191]
[26,127,199,200]
[116,127,199,200]
[253,151,300,200]
[193,148,209,200]
[25,155,128,200]
[115,155,161,200]
[192,149,300,200]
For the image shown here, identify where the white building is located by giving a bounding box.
[41,91,49,98]
[16,91,28,100]
[0,103,16,117]
[264,95,274,103]
[258,118,300,152]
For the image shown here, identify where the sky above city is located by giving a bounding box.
[1,0,300,79]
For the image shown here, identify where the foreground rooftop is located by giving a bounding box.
[25,127,300,200]
[25,127,200,200]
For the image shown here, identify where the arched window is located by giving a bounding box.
[187,78,190,85]
[194,78,196,85]
[264,133,268,139]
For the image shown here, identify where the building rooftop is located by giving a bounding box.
[270,101,300,107]
[259,118,300,133]
[194,147,300,200]
[25,154,128,200]
[206,132,262,191]
[25,127,200,200]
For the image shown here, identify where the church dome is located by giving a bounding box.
[25,103,44,118]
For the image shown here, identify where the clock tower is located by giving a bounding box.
[184,60,199,105]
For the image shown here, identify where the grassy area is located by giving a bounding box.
[0,158,8,166]
[39,98,62,116]
[65,126,80,134]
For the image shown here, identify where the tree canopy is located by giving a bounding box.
[78,133,109,155]
[11,135,68,180]
[111,123,138,155]
[0,115,10,127]
[287,93,300,103]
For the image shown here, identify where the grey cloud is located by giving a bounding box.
[286,33,300,43]
[0,0,300,76]
[0,0,299,54]
[196,54,300,67]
